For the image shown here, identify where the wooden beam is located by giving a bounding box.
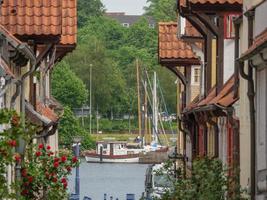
[181,35,204,43]
[36,43,54,67]
[216,15,224,92]
[186,15,208,38]
[195,13,219,36]
[166,66,187,86]
[205,32,213,94]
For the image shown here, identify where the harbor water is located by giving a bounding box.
[68,160,148,200]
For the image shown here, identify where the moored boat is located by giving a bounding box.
[84,141,143,163]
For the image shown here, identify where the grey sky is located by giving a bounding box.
[101,0,148,15]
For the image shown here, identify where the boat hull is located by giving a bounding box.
[85,154,140,163]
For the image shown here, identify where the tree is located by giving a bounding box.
[77,0,105,27]
[51,61,88,109]
[144,0,177,22]
[58,107,95,150]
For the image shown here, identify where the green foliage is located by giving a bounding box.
[158,158,246,200]
[61,12,178,121]
[21,144,78,200]
[51,61,88,109]
[0,109,79,199]
[77,0,105,28]
[144,0,177,22]
[58,107,95,150]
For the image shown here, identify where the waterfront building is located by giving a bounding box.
[158,0,267,199]
[237,0,267,198]
[0,0,77,190]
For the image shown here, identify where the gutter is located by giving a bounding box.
[178,116,189,178]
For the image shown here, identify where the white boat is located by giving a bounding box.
[84,141,144,163]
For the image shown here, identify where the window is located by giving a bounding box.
[122,23,130,28]
[224,14,240,39]
[193,68,200,84]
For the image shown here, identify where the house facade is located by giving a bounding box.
[0,0,77,190]
[237,0,267,198]
[158,0,267,199]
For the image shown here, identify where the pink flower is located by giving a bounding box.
[7,140,17,147]
[14,154,21,162]
[28,176,33,183]
[21,189,28,196]
[38,144,44,149]
[66,166,72,172]
[46,145,51,150]
[53,162,59,168]
[72,156,78,163]
[21,169,27,177]
[61,177,67,183]
[35,151,42,157]
[61,155,67,163]
[63,182,68,189]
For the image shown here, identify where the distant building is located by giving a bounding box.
[105,12,156,28]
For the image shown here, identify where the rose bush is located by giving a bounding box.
[21,144,78,200]
[0,109,79,200]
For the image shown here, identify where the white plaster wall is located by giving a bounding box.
[254,0,267,37]
[238,19,251,191]
[223,39,235,83]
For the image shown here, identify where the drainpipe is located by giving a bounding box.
[234,18,241,98]
[178,116,190,178]
[238,10,256,200]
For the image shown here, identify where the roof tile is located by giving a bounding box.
[158,22,199,64]
[240,28,267,61]
[0,0,62,36]
[179,0,242,7]
[60,0,77,45]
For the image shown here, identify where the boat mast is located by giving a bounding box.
[136,59,142,137]
[144,80,148,145]
[152,71,158,144]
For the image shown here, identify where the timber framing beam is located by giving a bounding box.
[166,66,187,86]
[186,15,208,38]
[195,13,219,36]
[36,43,54,67]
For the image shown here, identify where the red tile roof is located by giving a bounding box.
[190,0,242,4]
[37,101,59,122]
[60,0,77,45]
[183,75,238,114]
[0,0,62,36]
[239,28,267,61]
[158,22,200,65]
[198,87,216,106]
[185,20,200,37]
[179,0,242,8]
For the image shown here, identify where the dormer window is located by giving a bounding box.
[224,13,240,39]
